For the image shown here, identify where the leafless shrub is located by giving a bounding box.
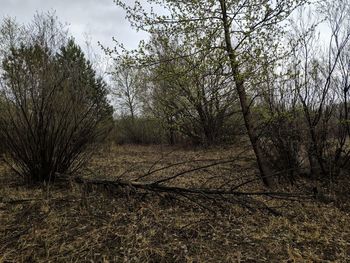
[0,14,112,183]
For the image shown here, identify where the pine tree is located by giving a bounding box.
[58,39,113,121]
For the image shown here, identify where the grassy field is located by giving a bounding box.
[1,144,350,262]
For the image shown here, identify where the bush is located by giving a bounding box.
[113,117,164,144]
[0,15,112,183]
[259,111,303,184]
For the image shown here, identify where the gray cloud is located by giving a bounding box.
[0,0,148,55]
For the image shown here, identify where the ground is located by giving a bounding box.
[0,144,349,262]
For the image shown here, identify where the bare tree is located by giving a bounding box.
[256,1,350,184]
[111,60,143,120]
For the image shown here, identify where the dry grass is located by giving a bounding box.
[1,144,350,262]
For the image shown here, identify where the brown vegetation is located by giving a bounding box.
[1,1,350,262]
[1,145,350,262]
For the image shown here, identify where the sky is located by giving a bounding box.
[0,0,148,56]
[0,0,332,65]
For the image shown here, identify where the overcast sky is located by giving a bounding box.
[0,0,148,56]
[0,1,331,59]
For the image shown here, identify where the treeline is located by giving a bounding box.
[110,41,244,145]
[107,0,350,185]
[1,0,350,188]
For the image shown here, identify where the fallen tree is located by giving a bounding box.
[60,160,314,216]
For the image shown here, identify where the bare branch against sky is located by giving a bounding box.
[0,0,147,54]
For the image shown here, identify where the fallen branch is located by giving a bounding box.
[69,176,313,200]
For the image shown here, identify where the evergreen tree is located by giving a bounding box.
[58,39,113,121]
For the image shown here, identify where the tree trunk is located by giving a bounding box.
[219,0,271,187]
